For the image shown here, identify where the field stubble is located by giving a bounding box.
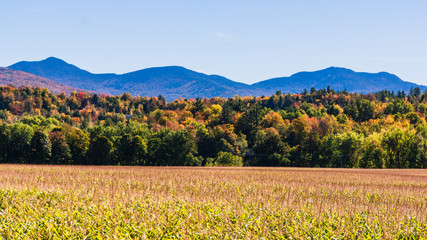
[0,165,425,239]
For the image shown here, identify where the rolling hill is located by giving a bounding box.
[8,57,256,100]
[253,67,426,94]
[8,57,117,94]
[0,67,95,95]
[7,57,426,99]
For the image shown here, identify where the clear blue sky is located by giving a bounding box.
[1,0,426,85]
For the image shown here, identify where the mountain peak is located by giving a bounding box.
[43,57,67,63]
[290,67,355,78]
[9,57,75,71]
[38,57,75,70]
[323,66,355,73]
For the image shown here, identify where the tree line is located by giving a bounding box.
[0,85,426,168]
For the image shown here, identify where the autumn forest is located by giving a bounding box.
[0,85,426,168]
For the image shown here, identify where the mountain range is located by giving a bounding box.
[3,57,425,100]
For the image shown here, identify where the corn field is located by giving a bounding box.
[0,165,425,239]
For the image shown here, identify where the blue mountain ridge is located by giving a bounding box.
[7,57,426,100]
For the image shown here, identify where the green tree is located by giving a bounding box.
[252,128,290,166]
[359,134,385,168]
[30,130,52,164]
[219,105,233,124]
[117,134,147,165]
[0,124,10,161]
[405,112,422,125]
[319,132,363,168]
[49,131,71,164]
[7,123,34,163]
[88,136,114,165]
[213,151,243,166]
[236,103,267,146]
[286,117,311,147]
[344,99,374,122]
[418,103,427,115]
[385,99,413,115]
[198,126,243,161]
[381,128,416,168]
[191,98,205,114]
[132,135,148,165]
[355,99,374,122]
[148,129,198,166]
[66,128,90,165]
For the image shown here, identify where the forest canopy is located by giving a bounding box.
[0,85,426,168]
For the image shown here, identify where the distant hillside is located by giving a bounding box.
[253,67,426,94]
[9,57,256,100]
[8,57,426,99]
[8,57,116,94]
[113,66,256,100]
[0,67,94,94]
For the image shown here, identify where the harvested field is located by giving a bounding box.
[0,165,425,239]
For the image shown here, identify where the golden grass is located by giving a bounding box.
[0,165,425,239]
